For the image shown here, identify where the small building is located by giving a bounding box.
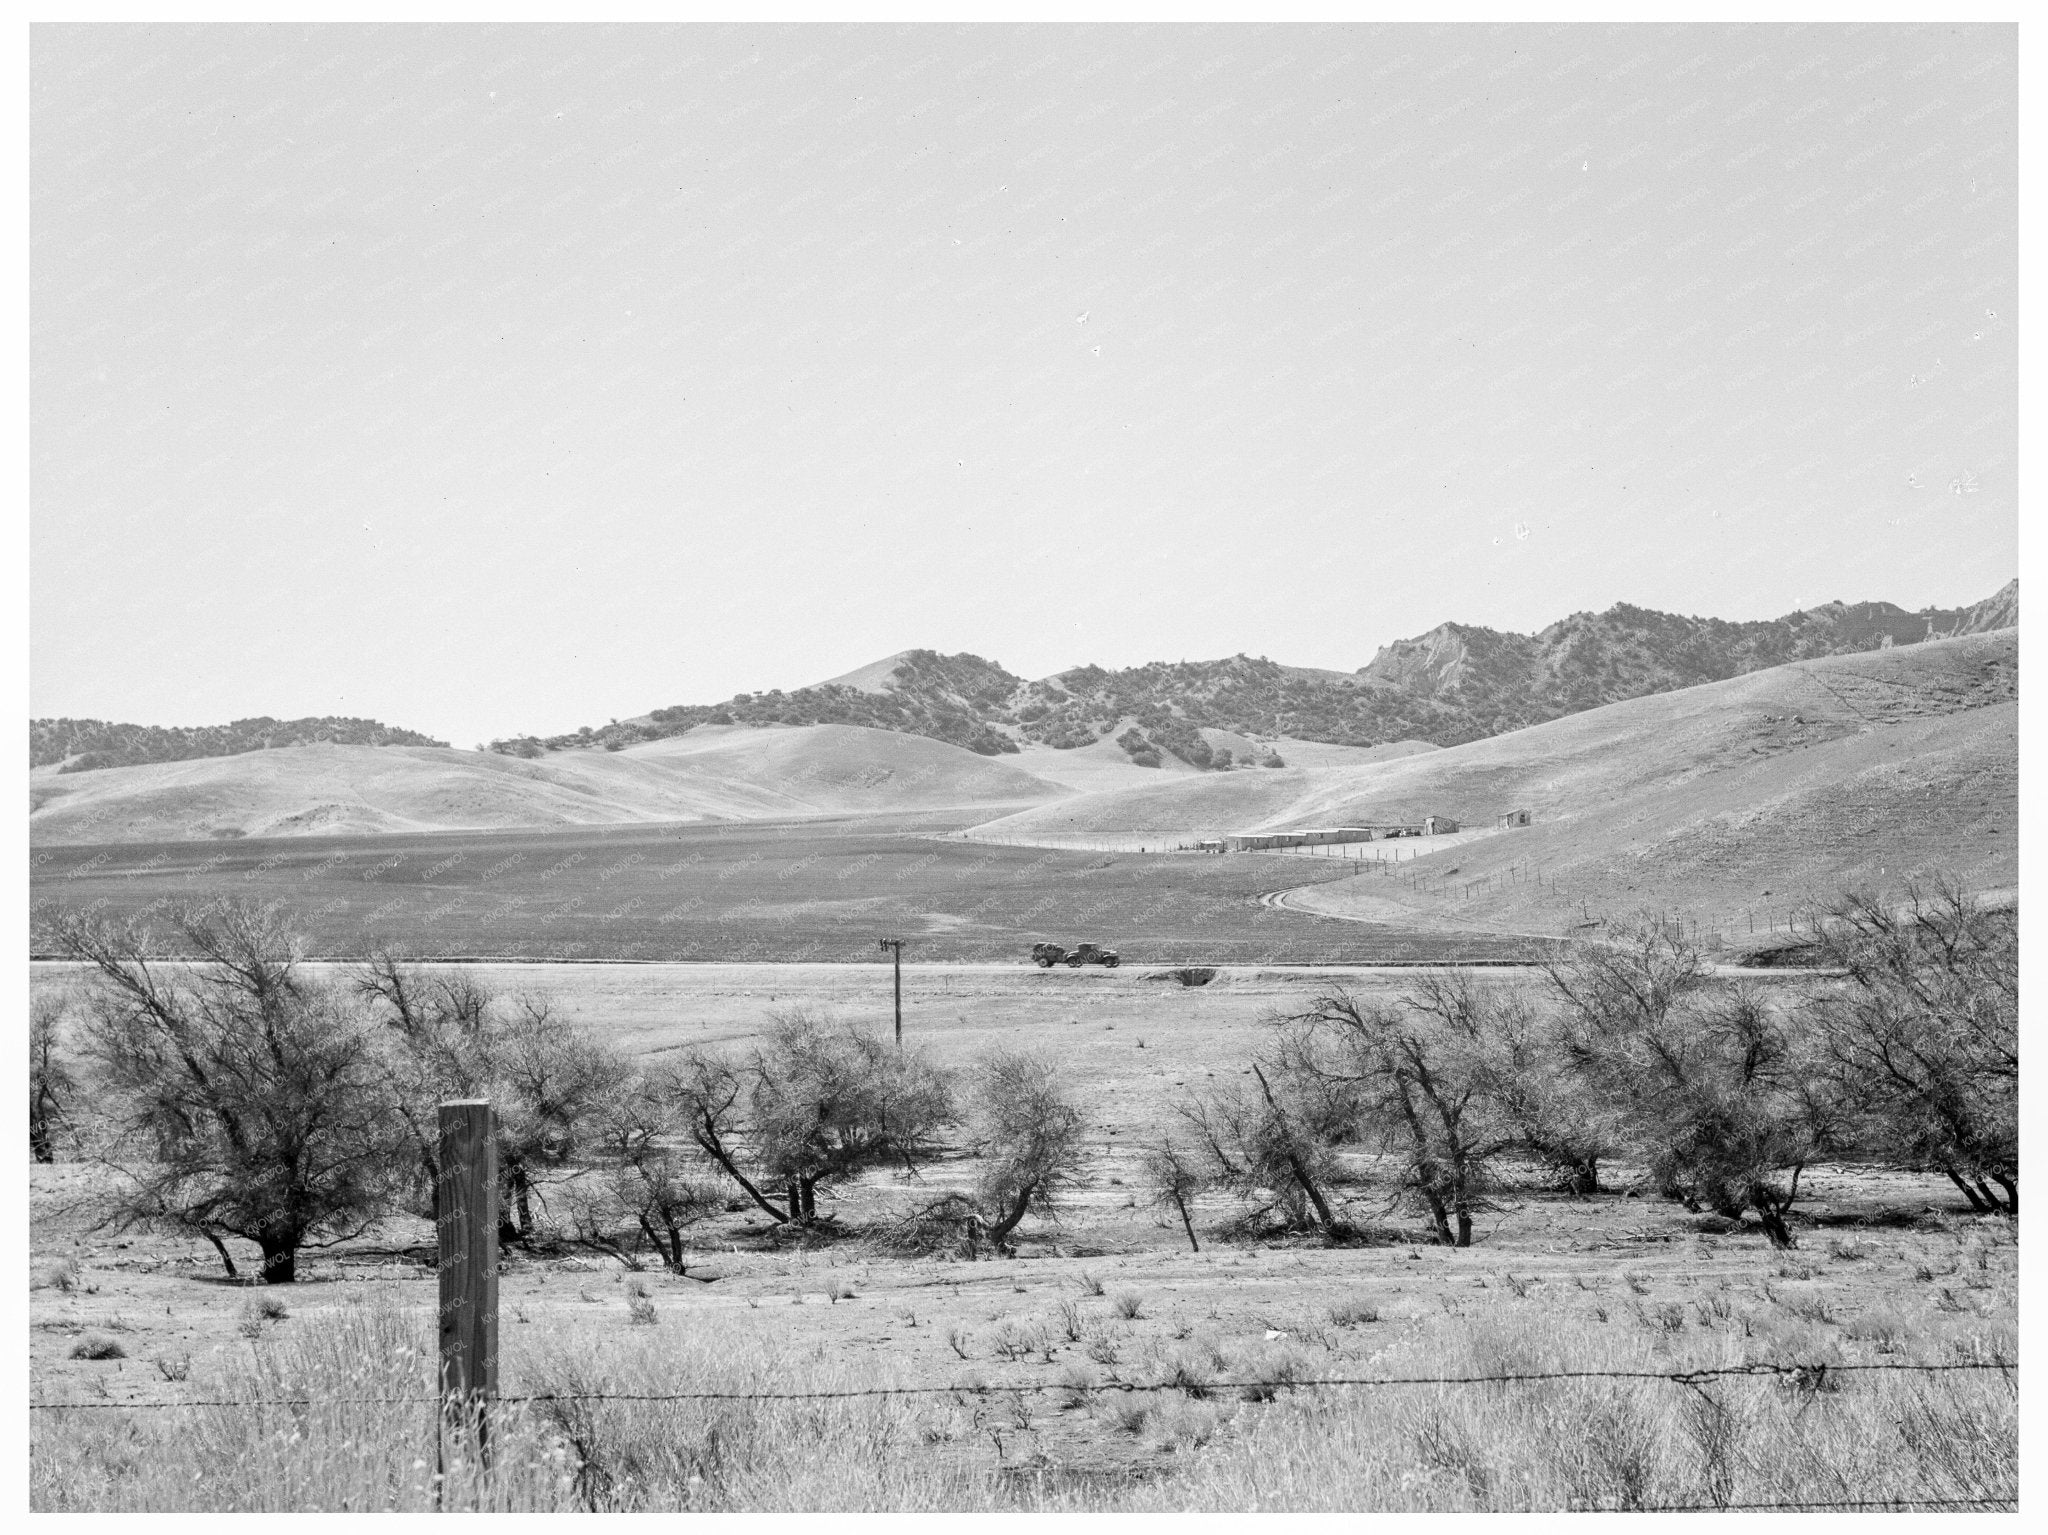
[1498,809,1532,829]
[1223,821,1457,851]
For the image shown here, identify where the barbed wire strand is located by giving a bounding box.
[29,1357,2013,1412]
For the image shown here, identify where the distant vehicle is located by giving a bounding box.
[1030,941,1120,968]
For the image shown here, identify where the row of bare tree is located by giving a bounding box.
[1145,881,2015,1248]
[29,878,2013,1279]
[31,902,1088,1282]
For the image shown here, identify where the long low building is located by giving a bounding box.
[1223,817,1458,852]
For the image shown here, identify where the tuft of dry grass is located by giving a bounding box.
[625,1280,658,1327]
[28,1285,2017,1513]
[33,1257,81,1293]
[67,1333,126,1361]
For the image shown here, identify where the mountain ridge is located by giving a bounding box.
[29,715,449,773]
[33,581,2015,775]
[485,580,2017,769]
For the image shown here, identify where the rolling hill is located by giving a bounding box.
[966,631,2018,941]
[27,724,1073,845]
[479,581,2017,768]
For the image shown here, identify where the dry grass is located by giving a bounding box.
[27,955,2018,1512]
[30,1243,2016,1514]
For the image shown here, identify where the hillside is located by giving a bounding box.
[1359,580,2021,738]
[28,724,1069,845]
[484,581,2016,769]
[28,715,447,772]
[969,632,2018,940]
[493,649,1027,761]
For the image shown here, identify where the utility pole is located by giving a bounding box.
[878,937,904,1046]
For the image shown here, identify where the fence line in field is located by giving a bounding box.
[29,1356,2013,1412]
[33,1360,2015,1511]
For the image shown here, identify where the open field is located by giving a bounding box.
[29,962,2017,1511]
[28,812,1545,965]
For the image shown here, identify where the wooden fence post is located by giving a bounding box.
[438,1099,498,1481]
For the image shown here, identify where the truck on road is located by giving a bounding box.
[1030,941,1120,968]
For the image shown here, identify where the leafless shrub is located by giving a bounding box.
[990,1323,1038,1362]
[152,1355,190,1383]
[1110,1397,1151,1434]
[1057,1365,1096,1409]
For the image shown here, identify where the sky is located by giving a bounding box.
[32,23,2017,748]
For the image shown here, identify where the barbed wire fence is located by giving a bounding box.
[27,1356,2015,1412]
[29,1359,2016,1510]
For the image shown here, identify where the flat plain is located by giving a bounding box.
[28,811,1546,965]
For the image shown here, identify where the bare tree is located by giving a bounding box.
[964,1051,1087,1251]
[352,953,495,1216]
[1550,920,1842,1246]
[355,954,630,1244]
[29,988,74,1164]
[1407,971,1618,1196]
[669,1052,794,1224]
[666,1010,955,1226]
[1799,880,2017,1213]
[39,900,407,1282]
[492,996,633,1241]
[1169,1072,1342,1236]
[747,1009,955,1222]
[1139,1133,1207,1252]
[561,1082,725,1275]
[1274,988,1517,1247]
